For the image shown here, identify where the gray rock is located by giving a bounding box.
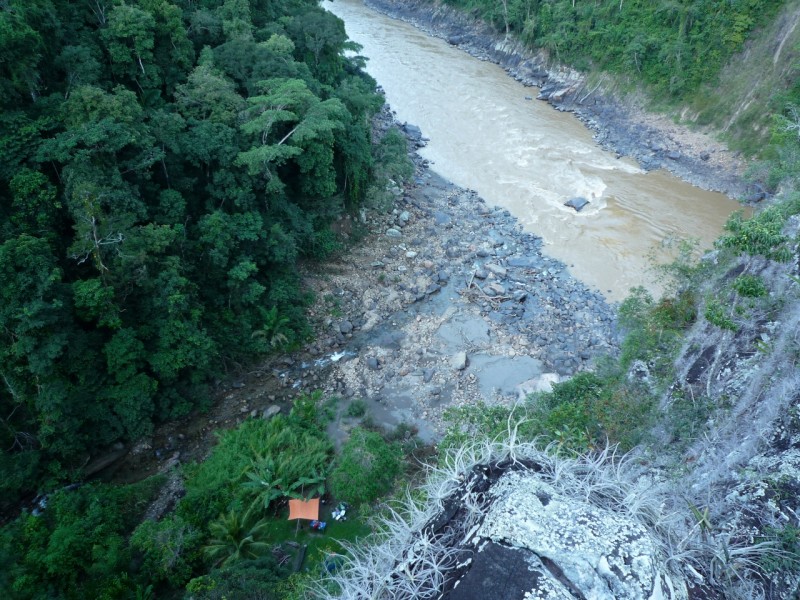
[437,270,450,282]
[423,368,435,383]
[433,211,452,225]
[508,256,540,268]
[385,228,402,238]
[564,196,590,212]
[426,283,441,295]
[261,405,281,420]
[487,282,506,296]
[485,263,507,278]
[451,351,468,371]
[399,210,411,223]
[478,472,673,600]
[473,269,488,279]
[366,356,380,371]
[339,320,353,334]
[403,123,422,140]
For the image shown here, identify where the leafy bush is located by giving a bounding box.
[704,299,738,331]
[717,207,793,261]
[180,414,333,527]
[130,514,203,588]
[733,274,768,298]
[618,287,694,378]
[328,428,402,506]
[186,556,286,600]
[345,399,367,418]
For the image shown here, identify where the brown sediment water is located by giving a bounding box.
[327,0,745,301]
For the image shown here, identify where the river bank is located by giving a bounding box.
[108,104,618,488]
[363,0,755,200]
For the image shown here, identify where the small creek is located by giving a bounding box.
[327,0,744,300]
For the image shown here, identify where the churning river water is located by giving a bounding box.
[327,0,744,300]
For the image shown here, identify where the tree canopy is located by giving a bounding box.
[0,0,382,508]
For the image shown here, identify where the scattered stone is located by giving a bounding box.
[339,320,353,334]
[261,404,281,420]
[366,356,380,371]
[426,283,441,295]
[485,263,507,278]
[451,351,469,371]
[405,250,418,258]
[386,228,402,237]
[487,282,506,296]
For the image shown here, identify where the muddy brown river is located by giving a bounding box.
[327,0,744,300]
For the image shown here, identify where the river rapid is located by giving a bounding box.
[327,0,744,301]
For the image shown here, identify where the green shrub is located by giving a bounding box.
[130,514,203,588]
[529,372,653,452]
[345,399,367,418]
[733,274,768,298]
[180,415,333,527]
[328,428,402,506]
[717,207,793,261]
[618,287,691,378]
[186,556,286,600]
[704,299,738,331]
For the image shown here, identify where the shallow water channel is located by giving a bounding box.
[327,0,744,300]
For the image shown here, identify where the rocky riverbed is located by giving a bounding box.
[303,110,617,442]
[107,104,619,485]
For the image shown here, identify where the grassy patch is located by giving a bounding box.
[263,506,372,573]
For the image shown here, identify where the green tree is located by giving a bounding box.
[204,505,271,568]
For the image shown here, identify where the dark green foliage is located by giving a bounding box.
[443,0,782,98]
[328,427,403,505]
[203,505,271,568]
[130,514,204,588]
[0,0,383,507]
[186,556,286,600]
[345,398,368,418]
[704,298,739,330]
[442,371,654,454]
[0,479,161,599]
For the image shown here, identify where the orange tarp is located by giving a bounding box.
[288,497,320,521]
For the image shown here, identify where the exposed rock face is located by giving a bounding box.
[322,444,689,600]
[474,472,667,600]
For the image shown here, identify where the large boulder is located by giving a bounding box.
[470,472,671,600]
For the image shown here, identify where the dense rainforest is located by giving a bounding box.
[0,0,386,506]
